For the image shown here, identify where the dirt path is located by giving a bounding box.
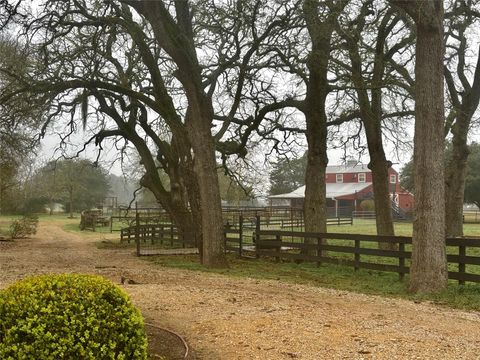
[1,220,480,359]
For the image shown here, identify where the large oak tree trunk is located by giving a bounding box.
[354,117,396,247]
[409,2,447,293]
[129,0,228,268]
[445,116,469,237]
[303,107,328,255]
[191,135,226,268]
[302,0,336,256]
[186,106,227,268]
[369,157,395,244]
[184,166,204,260]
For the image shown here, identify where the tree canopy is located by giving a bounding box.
[464,143,480,208]
[26,159,110,215]
[269,153,307,195]
[402,142,480,208]
[0,37,42,214]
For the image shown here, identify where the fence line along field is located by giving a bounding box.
[121,212,480,285]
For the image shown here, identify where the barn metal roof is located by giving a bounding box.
[269,182,371,199]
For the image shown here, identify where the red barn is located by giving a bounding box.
[269,163,414,218]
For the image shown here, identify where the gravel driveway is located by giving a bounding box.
[1,219,480,359]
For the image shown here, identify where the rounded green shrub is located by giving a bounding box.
[0,274,148,360]
[360,199,375,211]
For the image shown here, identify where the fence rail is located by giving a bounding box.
[125,215,480,285]
[463,211,480,224]
[255,230,480,285]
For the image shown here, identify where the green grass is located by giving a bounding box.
[96,239,137,249]
[275,217,480,236]
[0,215,24,237]
[145,253,480,311]
[63,222,115,234]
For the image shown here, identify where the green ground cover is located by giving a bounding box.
[0,215,24,237]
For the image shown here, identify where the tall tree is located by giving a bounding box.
[28,159,110,216]
[264,0,353,254]
[443,0,480,237]
[301,0,341,246]
[390,0,448,293]
[464,143,480,208]
[402,143,480,210]
[1,0,294,267]
[400,159,414,193]
[117,0,226,267]
[336,2,415,249]
[269,153,307,195]
[0,37,41,214]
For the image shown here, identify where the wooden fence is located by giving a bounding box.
[121,221,198,256]
[239,216,352,230]
[255,230,480,285]
[120,223,178,244]
[122,215,480,285]
[463,211,480,224]
[80,210,110,231]
[279,217,353,228]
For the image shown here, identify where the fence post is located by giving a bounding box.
[255,215,260,258]
[135,211,140,256]
[170,223,174,247]
[275,234,281,263]
[399,242,405,280]
[354,239,360,271]
[224,225,228,255]
[459,243,466,286]
[301,210,304,231]
[316,236,322,267]
[160,225,164,245]
[290,208,294,232]
[239,215,243,258]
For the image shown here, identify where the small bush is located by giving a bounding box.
[9,215,38,239]
[0,274,148,359]
[359,199,375,211]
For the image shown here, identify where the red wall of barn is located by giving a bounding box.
[398,193,414,213]
[325,168,399,186]
[325,172,373,183]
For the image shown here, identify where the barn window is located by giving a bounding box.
[358,173,366,182]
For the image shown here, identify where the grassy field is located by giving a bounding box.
[0,215,23,237]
